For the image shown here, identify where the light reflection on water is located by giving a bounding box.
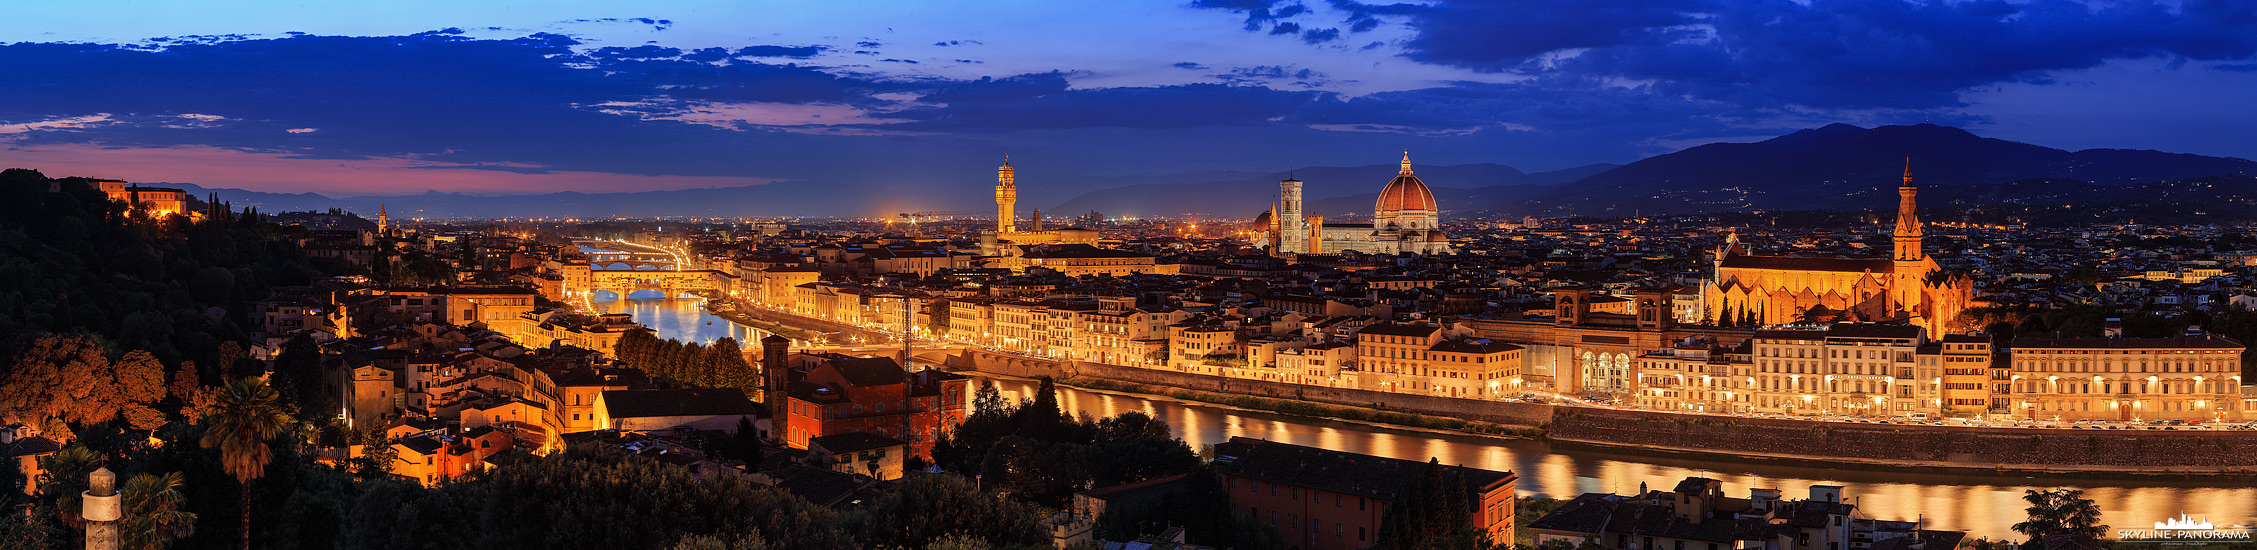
[586,296,771,345]
[995,378,2257,540]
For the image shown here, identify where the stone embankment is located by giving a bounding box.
[954,349,1554,427]
[1547,407,2257,474]
[951,349,2257,475]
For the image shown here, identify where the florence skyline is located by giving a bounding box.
[3,0,2254,198]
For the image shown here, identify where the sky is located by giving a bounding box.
[2,0,2254,203]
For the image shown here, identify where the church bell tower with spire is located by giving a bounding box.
[1893,159,1922,262]
[1891,158,1927,323]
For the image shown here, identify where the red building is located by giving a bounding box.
[1213,437,1517,550]
[778,354,969,459]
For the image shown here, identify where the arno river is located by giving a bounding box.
[586,294,772,344]
[621,295,2255,540]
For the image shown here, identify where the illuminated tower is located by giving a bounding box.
[1891,158,1927,323]
[377,205,389,236]
[996,157,1017,234]
[1893,158,1922,262]
[1278,176,1305,254]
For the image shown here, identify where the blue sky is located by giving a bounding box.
[2,0,2253,201]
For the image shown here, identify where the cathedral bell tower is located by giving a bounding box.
[1278,176,1305,254]
[996,156,1018,234]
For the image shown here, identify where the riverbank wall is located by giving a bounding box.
[951,349,2257,474]
[955,349,1556,427]
[1548,407,2257,474]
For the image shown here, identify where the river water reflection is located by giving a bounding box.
[986,378,2257,540]
[587,295,770,345]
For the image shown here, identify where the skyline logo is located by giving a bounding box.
[2119,512,2250,543]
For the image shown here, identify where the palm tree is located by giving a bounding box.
[121,471,196,550]
[199,376,294,550]
[37,445,102,529]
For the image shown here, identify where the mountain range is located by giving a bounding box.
[133,123,2257,221]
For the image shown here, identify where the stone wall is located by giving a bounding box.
[1550,407,2257,471]
[953,350,2257,471]
[954,350,1555,427]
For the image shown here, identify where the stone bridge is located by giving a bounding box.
[587,269,730,296]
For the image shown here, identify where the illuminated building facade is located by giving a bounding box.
[1261,153,1450,255]
[2005,335,2246,422]
[1702,162,1972,338]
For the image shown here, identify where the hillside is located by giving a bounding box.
[1491,123,2257,216]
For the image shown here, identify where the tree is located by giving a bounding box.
[0,335,170,441]
[2010,488,2107,548]
[730,417,764,464]
[170,361,213,424]
[1376,459,1493,550]
[350,427,398,480]
[270,333,329,413]
[200,376,296,550]
[845,474,1045,549]
[120,471,197,550]
[36,445,101,530]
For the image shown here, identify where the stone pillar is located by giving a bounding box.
[83,467,120,550]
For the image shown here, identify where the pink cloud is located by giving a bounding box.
[0,143,779,195]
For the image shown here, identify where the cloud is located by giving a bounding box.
[1217,0,2257,110]
[1173,62,1209,70]
[0,114,119,134]
[734,45,826,58]
[1,143,774,195]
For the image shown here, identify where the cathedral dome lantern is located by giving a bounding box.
[1374,152,1437,213]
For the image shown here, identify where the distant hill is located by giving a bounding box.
[1490,123,2257,216]
[1048,163,1614,219]
[134,123,2257,221]
[158,181,882,220]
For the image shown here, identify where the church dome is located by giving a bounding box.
[1249,210,1273,230]
[1426,231,1448,242]
[1374,152,1436,213]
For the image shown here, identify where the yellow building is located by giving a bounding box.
[1703,162,1971,338]
[95,180,190,217]
[2006,335,2246,422]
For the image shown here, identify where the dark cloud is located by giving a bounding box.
[0,32,914,176]
[933,40,984,47]
[1191,0,1310,31]
[1173,62,1209,70]
[1302,28,1340,44]
[1222,0,2257,110]
[890,82,1329,130]
[1268,22,1303,35]
[734,45,825,58]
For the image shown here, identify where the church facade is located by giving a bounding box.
[1259,153,1450,256]
[1702,163,1972,338]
